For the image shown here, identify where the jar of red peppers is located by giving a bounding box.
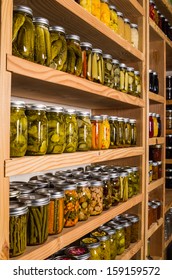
[149,113,154,138]
[80,42,92,81]
[91,115,103,150]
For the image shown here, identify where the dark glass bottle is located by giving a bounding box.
[156,114,161,137]
[149,70,153,92]
[152,72,159,94]
[149,113,154,138]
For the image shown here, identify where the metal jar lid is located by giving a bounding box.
[66,34,80,42]
[11,101,25,108]
[119,63,126,68]
[76,111,90,117]
[58,184,77,191]
[134,71,140,75]
[127,67,134,72]
[46,106,64,113]
[64,108,76,115]
[76,181,90,188]
[124,168,133,174]
[36,188,64,199]
[81,238,100,249]
[166,146,172,149]
[28,179,49,189]
[103,54,112,60]
[151,200,161,206]
[90,180,103,187]
[166,134,172,138]
[91,231,110,242]
[166,176,172,179]
[131,23,138,29]
[10,181,28,187]
[130,119,136,123]
[124,117,129,123]
[124,18,130,24]
[118,117,124,121]
[10,188,20,199]
[129,216,139,223]
[120,219,132,227]
[91,115,103,121]
[18,193,50,206]
[115,224,124,230]
[112,59,119,65]
[49,25,66,34]
[117,11,123,18]
[109,5,117,11]
[92,48,103,55]
[10,201,28,216]
[99,226,116,235]
[119,171,128,177]
[108,116,118,121]
[26,104,47,111]
[13,5,33,17]
[80,42,92,49]
[33,17,49,27]
[14,185,34,194]
[109,172,119,179]
[100,174,110,181]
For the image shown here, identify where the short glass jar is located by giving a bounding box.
[117,12,124,38]
[131,23,139,49]
[77,111,92,151]
[76,180,91,221]
[150,144,162,161]
[64,109,78,153]
[89,180,103,215]
[112,59,120,90]
[152,162,158,180]
[80,237,101,260]
[152,200,161,220]
[80,42,92,80]
[151,203,158,223]
[91,229,111,260]
[91,115,103,150]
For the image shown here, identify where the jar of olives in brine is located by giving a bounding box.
[33,17,52,66]
[109,5,118,32]
[100,174,112,210]
[49,26,67,71]
[100,0,110,27]
[119,63,127,92]
[66,34,82,77]
[46,106,66,154]
[76,180,91,221]
[9,201,28,257]
[119,219,132,249]
[77,111,92,151]
[101,115,110,149]
[112,59,120,90]
[118,117,124,146]
[64,109,78,153]
[91,48,104,84]
[26,104,48,156]
[109,172,120,206]
[10,101,28,157]
[91,229,111,260]
[80,237,101,260]
[88,180,103,215]
[12,5,34,62]
[127,67,135,95]
[103,54,113,88]
[109,116,119,148]
[134,71,141,97]
[91,115,103,150]
[18,193,50,245]
[130,119,137,145]
[114,224,125,255]
[80,42,92,80]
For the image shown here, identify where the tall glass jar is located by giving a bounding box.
[101,115,110,149]
[64,109,78,153]
[152,112,158,137]
[109,172,120,206]
[9,201,28,257]
[46,106,66,154]
[132,166,140,195]
[123,117,131,146]
[100,174,112,210]
[76,180,91,221]
[109,5,118,32]
[109,116,119,148]
[125,168,134,198]
[26,104,48,156]
[130,119,137,145]
[91,115,103,150]
[12,5,34,62]
[89,180,103,215]
[127,67,135,95]
[101,226,117,259]
[156,113,161,137]
[131,23,139,49]
[10,101,27,157]
[100,0,110,27]
[66,34,82,77]
[119,63,127,92]
[112,59,120,90]
[114,224,125,255]
[80,42,92,80]
[118,117,124,146]
[33,17,52,66]
[134,70,141,97]
[77,111,92,151]
[149,112,154,138]
[117,12,124,38]
[119,219,132,249]
[91,48,104,84]
[49,26,67,71]
[129,215,139,243]
[124,18,131,43]
[119,171,128,201]
[91,0,101,19]
[80,237,101,260]
[103,54,113,88]
[149,0,155,21]
[91,230,111,260]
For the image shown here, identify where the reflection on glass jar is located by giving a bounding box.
[66,34,82,77]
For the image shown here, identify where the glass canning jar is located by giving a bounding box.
[151,203,158,223]
[166,117,172,129]
[33,17,52,66]
[91,230,111,260]
[119,63,127,92]
[132,166,140,195]
[134,70,141,97]
[101,115,110,149]
[9,201,28,257]
[109,172,120,206]
[46,106,66,154]
[100,174,112,210]
[152,200,161,220]
[130,119,137,145]
[149,113,154,138]
[18,193,50,245]
[167,76,172,88]
[66,34,82,77]
[149,69,154,92]
[118,117,124,146]
[26,104,48,156]
[64,109,78,153]
[125,168,134,198]
[152,113,158,137]
[88,180,103,215]
[166,147,172,159]
[65,245,90,260]
[114,224,125,255]
[10,101,27,157]
[49,26,67,71]
[149,0,155,21]
[91,115,103,150]
[76,180,91,221]
[148,201,153,228]
[157,161,162,178]
[123,117,131,146]
[91,0,101,19]
[152,71,159,94]
[10,188,20,201]
[80,42,92,80]
[119,171,128,202]
[101,226,117,259]
[109,5,118,32]
[12,5,34,62]
[119,219,132,249]
[166,134,172,146]
[76,0,92,13]
[124,18,131,43]
[77,111,92,151]
[152,162,158,180]
[127,67,135,95]
[129,215,139,243]
[166,110,172,118]
[109,116,119,148]
[112,59,120,90]
[131,23,139,49]
[150,144,162,161]
[91,48,104,84]
[80,237,101,260]
[103,54,113,88]
[117,12,124,38]
[100,0,110,27]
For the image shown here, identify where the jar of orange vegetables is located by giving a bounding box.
[91,115,103,150]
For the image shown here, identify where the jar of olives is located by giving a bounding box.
[9,201,28,257]
[91,229,111,260]
[88,180,103,215]
[112,59,120,90]
[109,116,119,148]
[12,5,34,62]
[114,224,125,255]
[66,34,82,77]
[80,42,92,80]
[119,63,127,92]
[64,109,78,153]
[77,111,92,151]
[109,5,118,32]
[46,106,66,154]
[103,54,113,88]
[100,174,112,210]
[91,48,104,84]
[49,25,67,71]
[80,237,101,260]
[10,101,28,157]
[101,115,110,149]
[109,172,120,206]
[26,104,48,155]
[76,180,91,221]
[91,115,103,150]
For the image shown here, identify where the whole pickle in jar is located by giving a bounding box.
[103,54,113,88]
[77,111,92,151]
[64,109,78,153]
[66,34,82,77]
[119,63,127,92]
[91,48,104,84]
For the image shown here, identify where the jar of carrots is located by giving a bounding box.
[91,115,103,150]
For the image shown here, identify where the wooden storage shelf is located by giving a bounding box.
[147,217,163,239]
[148,178,165,193]
[149,92,165,104]
[116,240,143,260]
[109,0,144,17]
[11,194,143,260]
[166,129,172,135]
[154,0,172,24]
[149,137,165,145]
[165,159,172,164]
[165,189,172,212]
[166,100,172,105]
[164,235,172,249]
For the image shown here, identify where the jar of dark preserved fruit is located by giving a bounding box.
[150,144,162,161]
[152,200,161,220]
[80,42,92,80]
[77,111,92,151]
[66,34,82,77]
[64,109,78,153]
[65,245,90,260]
[12,5,34,62]
[10,101,27,157]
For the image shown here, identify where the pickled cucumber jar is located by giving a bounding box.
[26,104,48,156]
[91,0,101,19]
[89,180,103,215]
[101,115,110,149]
[130,119,137,145]
[12,5,34,62]
[33,17,52,66]
[117,12,125,38]
[119,63,127,92]
[118,117,124,146]
[100,0,110,27]
[119,171,128,201]
[100,226,117,259]
[10,101,27,157]
[127,67,135,95]
[119,219,132,249]
[64,109,78,153]
[109,5,118,32]
[77,111,92,151]
[109,116,119,148]
[123,118,131,146]
[100,174,112,210]
[131,166,140,195]
[46,106,66,154]
[76,0,92,13]
[80,42,92,80]
[80,237,101,260]
[112,59,120,90]
[66,34,82,77]
[124,18,131,43]
[76,180,91,221]
[49,26,67,71]
[114,224,125,255]
[9,201,28,257]
[18,193,50,245]
[91,230,111,260]
[129,215,139,243]
[91,48,104,84]
[91,115,103,150]
[125,168,134,198]
[134,71,141,97]
[109,172,120,206]
[103,54,113,88]
[131,23,139,49]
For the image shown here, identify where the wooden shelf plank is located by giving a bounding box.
[165,189,172,212]
[11,194,143,260]
[165,235,172,249]
[149,137,165,145]
[166,100,172,105]
[147,218,163,239]
[116,240,142,260]
[148,178,165,192]
[149,91,165,104]
[166,159,172,164]
[166,129,172,135]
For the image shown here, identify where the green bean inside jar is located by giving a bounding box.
[99,226,117,259]
[91,48,104,84]
[88,180,103,215]
[18,193,50,246]
[119,219,132,249]
[108,116,119,148]
[80,42,92,80]
[64,109,78,153]
[33,17,52,67]
[76,180,91,221]
[103,53,113,88]
[100,174,112,210]
[80,237,101,260]
[66,34,82,77]
[91,229,111,260]
[12,5,34,62]
[46,106,66,154]
[9,201,28,257]
[26,104,48,155]
[124,168,134,198]
[76,111,92,151]
[10,101,28,157]
[109,172,120,206]
[49,26,67,71]
[112,224,125,255]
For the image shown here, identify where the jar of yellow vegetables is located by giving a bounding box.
[101,115,110,149]
[100,0,110,27]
